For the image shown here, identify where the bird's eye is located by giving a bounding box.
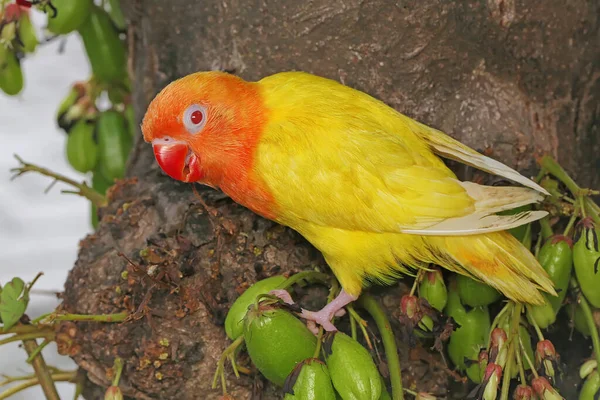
[183,104,207,135]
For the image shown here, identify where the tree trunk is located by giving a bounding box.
[60,1,599,399]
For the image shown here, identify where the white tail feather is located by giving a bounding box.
[409,120,550,195]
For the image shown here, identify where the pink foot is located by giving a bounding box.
[300,290,358,332]
[269,289,294,305]
[269,289,358,332]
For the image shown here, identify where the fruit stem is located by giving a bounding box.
[350,312,358,341]
[111,357,124,386]
[358,294,404,400]
[487,302,510,349]
[571,278,600,368]
[347,305,373,350]
[515,335,527,386]
[500,303,521,400]
[562,206,579,237]
[519,336,537,376]
[526,305,545,341]
[211,335,244,392]
[10,154,107,208]
[539,217,554,240]
[276,270,332,292]
[538,155,600,223]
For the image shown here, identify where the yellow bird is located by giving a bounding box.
[141,71,556,331]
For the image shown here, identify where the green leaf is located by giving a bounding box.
[0,278,28,330]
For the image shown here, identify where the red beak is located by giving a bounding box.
[152,142,203,183]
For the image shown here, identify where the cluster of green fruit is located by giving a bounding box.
[220,275,404,400]
[0,3,37,95]
[56,80,134,228]
[0,0,134,228]
[402,161,600,399]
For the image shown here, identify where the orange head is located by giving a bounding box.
[141,71,266,188]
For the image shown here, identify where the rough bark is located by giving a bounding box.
[60,0,599,399]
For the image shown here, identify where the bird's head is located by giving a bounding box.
[141,71,265,185]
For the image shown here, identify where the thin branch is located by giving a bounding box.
[22,339,60,400]
[10,154,107,208]
[0,372,75,400]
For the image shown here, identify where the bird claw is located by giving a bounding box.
[269,288,357,333]
[269,289,294,305]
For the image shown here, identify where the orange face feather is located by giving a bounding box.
[141,71,277,219]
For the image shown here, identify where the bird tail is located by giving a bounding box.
[425,231,557,304]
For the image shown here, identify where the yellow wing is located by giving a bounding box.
[255,72,545,235]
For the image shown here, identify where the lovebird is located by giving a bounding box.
[141,71,556,331]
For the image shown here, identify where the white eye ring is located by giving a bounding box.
[183,104,207,135]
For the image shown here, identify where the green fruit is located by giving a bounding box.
[456,274,501,307]
[573,218,600,308]
[92,168,113,195]
[78,5,126,84]
[419,267,448,312]
[538,235,573,312]
[283,358,336,400]
[96,110,132,181]
[224,275,287,340]
[47,0,93,34]
[445,279,490,383]
[528,300,556,330]
[378,375,391,400]
[66,119,98,173]
[17,12,37,53]
[0,49,24,96]
[243,305,316,387]
[324,332,382,400]
[579,371,600,400]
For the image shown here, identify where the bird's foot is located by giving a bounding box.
[269,289,357,333]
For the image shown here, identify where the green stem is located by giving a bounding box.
[563,209,579,237]
[347,305,372,350]
[572,278,600,368]
[515,337,526,385]
[350,312,358,341]
[276,271,332,291]
[0,372,75,400]
[539,217,554,240]
[519,337,537,375]
[358,294,404,400]
[538,156,581,197]
[500,303,521,400]
[22,339,60,400]
[111,357,123,386]
[526,306,545,341]
[49,312,129,323]
[0,332,54,346]
[487,303,511,348]
[10,155,107,208]
[211,335,244,392]
[539,156,600,221]
[0,324,51,335]
[25,338,52,363]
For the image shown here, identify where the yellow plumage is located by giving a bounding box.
[254,71,555,304]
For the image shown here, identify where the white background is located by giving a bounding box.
[1,9,93,400]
